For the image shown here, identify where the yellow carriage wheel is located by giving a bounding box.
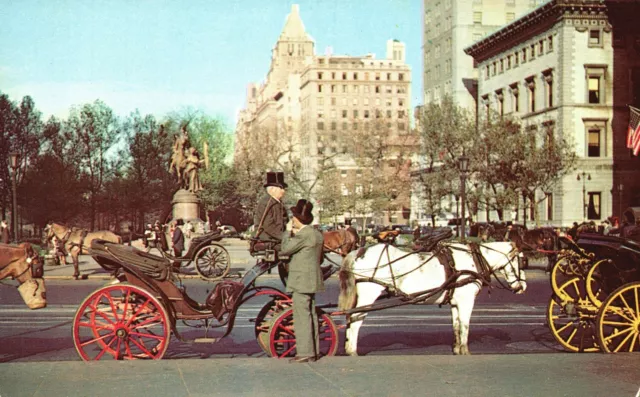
[595,281,640,353]
[546,277,600,352]
[550,256,573,298]
[585,259,610,307]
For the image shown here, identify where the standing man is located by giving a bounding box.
[280,199,325,363]
[171,219,185,268]
[253,171,289,249]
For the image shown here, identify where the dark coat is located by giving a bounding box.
[254,193,288,241]
[280,226,325,294]
[172,227,184,253]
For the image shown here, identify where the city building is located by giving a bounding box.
[235,5,416,226]
[423,0,544,109]
[464,0,640,226]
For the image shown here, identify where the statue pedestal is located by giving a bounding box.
[171,189,202,224]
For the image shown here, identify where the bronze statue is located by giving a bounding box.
[168,124,208,192]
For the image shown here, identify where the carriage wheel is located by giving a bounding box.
[595,281,640,353]
[546,277,600,352]
[267,307,339,359]
[194,244,230,281]
[254,298,292,356]
[585,259,609,307]
[73,284,170,361]
[550,255,589,298]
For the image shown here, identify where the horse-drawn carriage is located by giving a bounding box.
[71,227,527,361]
[547,210,640,353]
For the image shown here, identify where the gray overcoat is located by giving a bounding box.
[280,226,325,294]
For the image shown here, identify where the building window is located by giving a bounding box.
[481,95,490,120]
[353,85,359,94]
[506,12,515,22]
[522,48,527,63]
[386,73,391,80]
[507,56,512,70]
[342,72,347,80]
[543,71,553,108]
[589,29,601,47]
[331,85,336,93]
[331,121,337,130]
[526,77,536,113]
[530,44,536,59]
[548,35,553,52]
[538,40,544,54]
[399,73,404,81]
[342,85,348,93]
[485,66,490,80]
[353,98,358,105]
[398,110,405,118]
[375,73,380,81]
[587,192,601,220]
[499,59,504,74]
[588,128,601,157]
[585,65,607,105]
[353,122,358,130]
[353,110,359,118]
[364,85,370,94]
[317,110,324,119]
[317,72,323,80]
[364,110,370,118]
[545,193,553,220]
[514,52,519,67]
[342,122,348,130]
[342,110,348,118]
[375,86,380,94]
[331,97,336,106]
[364,98,369,106]
[398,122,406,131]
[341,183,348,196]
[510,83,519,113]
[317,121,324,130]
[354,73,358,80]
[317,97,324,106]
[318,84,323,93]
[473,12,482,24]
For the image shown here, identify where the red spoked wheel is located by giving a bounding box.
[73,284,170,361]
[267,307,338,359]
[255,298,292,356]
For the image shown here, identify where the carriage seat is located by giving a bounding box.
[90,239,170,280]
[414,229,454,252]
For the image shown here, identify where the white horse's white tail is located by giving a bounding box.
[338,251,357,311]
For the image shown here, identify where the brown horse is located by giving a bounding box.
[44,222,122,279]
[0,243,46,309]
[323,228,359,257]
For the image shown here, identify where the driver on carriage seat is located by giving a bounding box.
[253,171,289,254]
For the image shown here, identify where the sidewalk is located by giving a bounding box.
[0,353,638,397]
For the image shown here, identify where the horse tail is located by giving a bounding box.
[338,251,357,311]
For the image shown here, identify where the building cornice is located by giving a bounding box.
[464,0,609,63]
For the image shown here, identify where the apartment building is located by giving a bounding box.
[235,5,415,225]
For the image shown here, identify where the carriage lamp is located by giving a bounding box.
[9,152,19,242]
[459,156,469,241]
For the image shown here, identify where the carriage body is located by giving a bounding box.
[72,239,339,361]
[547,231,640,353]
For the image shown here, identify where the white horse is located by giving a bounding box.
[337,241,527,355]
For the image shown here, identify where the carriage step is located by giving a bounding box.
[194,338,218,343]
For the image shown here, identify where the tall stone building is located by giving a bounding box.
[423,0,543,108]
[235,5,415,226]
[464,0,640,225]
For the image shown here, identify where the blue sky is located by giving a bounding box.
[0,1,421,129]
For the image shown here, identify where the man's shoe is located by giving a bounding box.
[288,356,316,363]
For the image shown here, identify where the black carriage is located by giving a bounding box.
[547,223,640,353]
[71,239,339,361]
[148,230,231,281]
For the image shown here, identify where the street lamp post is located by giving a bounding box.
[618,184,624,218]
[9,152,18,243]
[577,172,591,221]
[459,156,469,241]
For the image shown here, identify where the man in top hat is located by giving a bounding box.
[279,199,325,363]
[253,172,289,250]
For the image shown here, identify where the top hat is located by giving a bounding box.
[290,199,314,225]
[264,171,288,189]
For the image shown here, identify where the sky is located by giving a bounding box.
[0,0,422,130]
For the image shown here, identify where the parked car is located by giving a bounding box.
[219,225,237,237]
[391,224,413,234]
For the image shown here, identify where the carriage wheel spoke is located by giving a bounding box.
[609,305,636,323]
[276,324,295,336]
[104,293,121,323]
[80,332,114,348]
[602,320,636,327]
[129,336,156,357]
[124,341,133,360]
[130,314,162,329]
[613,330,635,353]
[122,289,131,322]
[94,336,117,360]
[276,344,296,358]
[565,328,578,344]
[129,331,164,341]
[125,299,152,327]
[635,288,639,318]
[555,321,574,335]
[604,326,633,342]
[618,295,637,321]
[629,333,639,352]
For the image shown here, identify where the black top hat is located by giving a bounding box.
[264,171,288,189]
[290,199,314,225]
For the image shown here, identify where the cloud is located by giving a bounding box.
[2,80,242,126]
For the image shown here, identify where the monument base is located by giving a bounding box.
[171,189,203,224]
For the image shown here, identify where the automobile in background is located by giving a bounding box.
[391,224,413,234]
[219,225,238,237]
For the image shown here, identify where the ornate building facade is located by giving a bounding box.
[464,0,640,226]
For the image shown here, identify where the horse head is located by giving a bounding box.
[0,243,46,309]
[482,241,527,294]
